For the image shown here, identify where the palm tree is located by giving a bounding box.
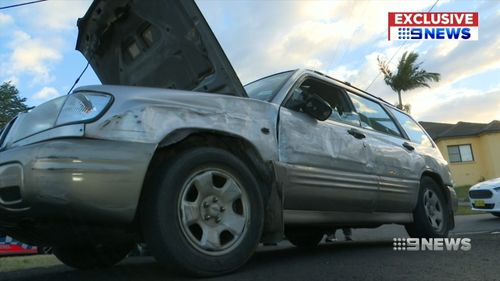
[378,51,440,110]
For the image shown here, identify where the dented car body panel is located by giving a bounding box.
[0,84,280,227]
[80,85,280,162]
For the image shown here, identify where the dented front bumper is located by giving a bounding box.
[0,138,155,227]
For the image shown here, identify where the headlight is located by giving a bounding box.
[494,187,500,192]
[4,96,67,143]
[56,92,112,126]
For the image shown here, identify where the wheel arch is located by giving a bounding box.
[134,128,284,243]
[420,170,455,229]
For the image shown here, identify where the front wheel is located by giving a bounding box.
[142,147,264,277]
[405,177,451,238]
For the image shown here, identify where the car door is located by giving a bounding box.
[278,77,378,213]
[346,92,422,212]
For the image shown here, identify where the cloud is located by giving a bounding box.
[32,86,60,102]
[423,19,500,86]
[198,0,437,83]
[0,12,13,25]
[0,1,92,86]
[435,41,459,57]
[23,0,92,31]
[326,65,359,82]
[304,59,324,70]
[416,88,500,123]
[1,31,62,85]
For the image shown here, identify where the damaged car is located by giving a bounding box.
[0,0,457,277]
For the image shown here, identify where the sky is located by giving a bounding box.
[0,0,498,124]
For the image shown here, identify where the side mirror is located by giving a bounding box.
[302,95,332,121]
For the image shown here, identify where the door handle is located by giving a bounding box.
[347,128,366,139]
[402,142,415,151]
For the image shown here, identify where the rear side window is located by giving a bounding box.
[346,92,402,137]
[389,108,433,147]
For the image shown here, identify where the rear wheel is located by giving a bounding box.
[142,147,264,277]
[491,212,500,218]
[405,176,451,238]
[53,242,132,269]
[286,229,324,248]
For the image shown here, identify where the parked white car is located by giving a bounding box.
[469,178,500,217]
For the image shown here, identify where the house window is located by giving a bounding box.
[447,144,474,163]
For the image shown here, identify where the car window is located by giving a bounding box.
[284,78,359,125]
[347,92,402,137]
[389,108,433,147]
[244,71,293,101]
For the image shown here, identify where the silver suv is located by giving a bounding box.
[0,0,457,277]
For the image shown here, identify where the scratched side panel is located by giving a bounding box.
[277,107,377,212]
[280,163,379,212]
[81,85,280,162]
[360,128,422,212]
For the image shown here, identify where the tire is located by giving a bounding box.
[142,147,264,277]
[491,212,500,218]
[53,242,132,270]
[405,176,451,238]
[285,229,324,248]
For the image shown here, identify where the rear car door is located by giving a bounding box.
[278,76,378,213]
[345,92,422,212]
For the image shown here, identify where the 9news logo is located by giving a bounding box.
[388,12,479,41]
[393,238,472,251]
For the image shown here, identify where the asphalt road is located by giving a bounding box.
[2,214,499,281]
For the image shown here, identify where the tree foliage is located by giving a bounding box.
[0,82,28,128]
[378,51,440,109]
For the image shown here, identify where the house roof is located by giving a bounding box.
[420,120,500,141]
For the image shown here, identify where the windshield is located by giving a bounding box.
[244,71,294,101]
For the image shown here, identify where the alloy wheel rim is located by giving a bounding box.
[423,189,444,232]
[177,168,250,256]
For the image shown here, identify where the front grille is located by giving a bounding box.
[469,189,493,199]
[472,203,495,210]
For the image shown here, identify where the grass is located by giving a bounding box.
[0,254,61,272]
[452,185,487,215]
[455,205,485,216]
[453,185,487,215]
[454,185,471,202]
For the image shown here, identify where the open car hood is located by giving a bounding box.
[76,0,246,97]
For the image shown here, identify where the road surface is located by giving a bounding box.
[1,214,499,281]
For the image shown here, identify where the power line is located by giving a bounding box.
[0,0,48,10]
[365,0,440,91]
